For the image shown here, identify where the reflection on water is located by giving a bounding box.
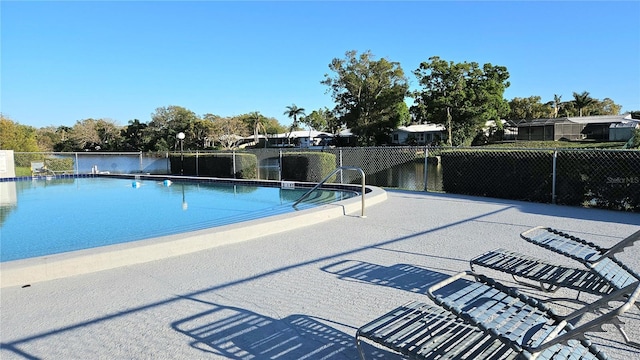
[368,159,443,191]
[260,157,281,180]
[0,182,17,206]
[1,178,357,262]
[0,182,17,226]
[259,157,443,192]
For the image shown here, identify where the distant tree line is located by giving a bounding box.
[1,50,636,151]
[1,109,288,152]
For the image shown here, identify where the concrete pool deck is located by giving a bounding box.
[1,189,640,359]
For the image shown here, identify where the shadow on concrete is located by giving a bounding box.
[3,192,638,359]
[172,298,357,359]
[321,260,449,295]
[389,190,640,226]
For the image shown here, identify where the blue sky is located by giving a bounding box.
[2,1,639,129]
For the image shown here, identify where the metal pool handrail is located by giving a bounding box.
[292,166,366,218]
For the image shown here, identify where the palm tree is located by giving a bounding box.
[552,94,562,118]
[283,104,306,144]
[572,91,595,117]
[249,111,267,147]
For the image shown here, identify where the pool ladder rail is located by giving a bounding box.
[292,166,366,218]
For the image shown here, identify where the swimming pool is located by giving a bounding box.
[0,176,358,262]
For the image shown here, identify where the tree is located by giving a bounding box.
[120,119,148,151]
[508,96,550,120]
[412,56,510,146]
[207,116,246,149]
[94,119,122,150]
[630,127,640,148]
[572,91,595,117]
[283,104,306,143]
[260,117,287,135]
[234,112,286,146]
[587,98,622,116]
[548,94,562,118]
[191,117,217,150]
[300,107,341,134]
[322,50,409,146]
[0,115,39,151]
[69,119,101,150]
[36,126,62,152]
[53,125,75,152]
[558,101,577,117]
[247,111,267,147]
[67,118,122,151]
[474,63,511,126]
[146,106,199,151]
[394,101,411,127]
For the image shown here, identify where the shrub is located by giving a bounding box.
[556,151,640,211]
[441,150,553,203]
[14,153,45,167]
[170,153,257,179]
[45,157,74,172]
[281,152,337,182]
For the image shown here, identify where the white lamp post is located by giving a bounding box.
[176,132,185,175]
[181,184,188,211]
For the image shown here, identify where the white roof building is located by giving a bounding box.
[390,124,446,145]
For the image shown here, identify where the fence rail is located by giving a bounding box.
[13,147,640,212]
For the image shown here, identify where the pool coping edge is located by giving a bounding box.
[0,185,387,288]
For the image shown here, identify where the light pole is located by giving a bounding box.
[181,184,188,211]
[176,132,185,175]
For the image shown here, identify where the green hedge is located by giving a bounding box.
[441,150,553,203]
[14,154,73,172]
[169,153,257,179]
[281,152,337,182]
[556,151,640,211]
[440,150,640,211]
[44,158,74,172]
[14,153,45,167]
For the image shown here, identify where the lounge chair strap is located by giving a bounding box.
[470,248,618,296]
[356,300,609,359]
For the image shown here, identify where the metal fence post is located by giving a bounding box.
[552,150,558,204]
[278,150,282,181]
[75,152,79,174]
[339,149,343,184]
[196,151,199,176]
[232,150,237,179]
[139,151,143,173]
[424,146,429,192]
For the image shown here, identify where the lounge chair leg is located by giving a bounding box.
[508,275,559,293]
[593,306,640,349]
[355,335,368,360]
[615,325,640,349]
[539,281,559,293]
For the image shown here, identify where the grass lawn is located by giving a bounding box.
[15,167,32,176]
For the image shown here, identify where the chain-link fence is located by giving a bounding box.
[13,151,170,174]
[12,147,640,211]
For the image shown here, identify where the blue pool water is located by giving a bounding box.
[0,177,355,262]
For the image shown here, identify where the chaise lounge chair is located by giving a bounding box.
[470,226,640,348]
[470,226,640,297]
[519,226,640,267]
[470,247,638,298]
[30,161,45,176]
[356,271,640,359]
